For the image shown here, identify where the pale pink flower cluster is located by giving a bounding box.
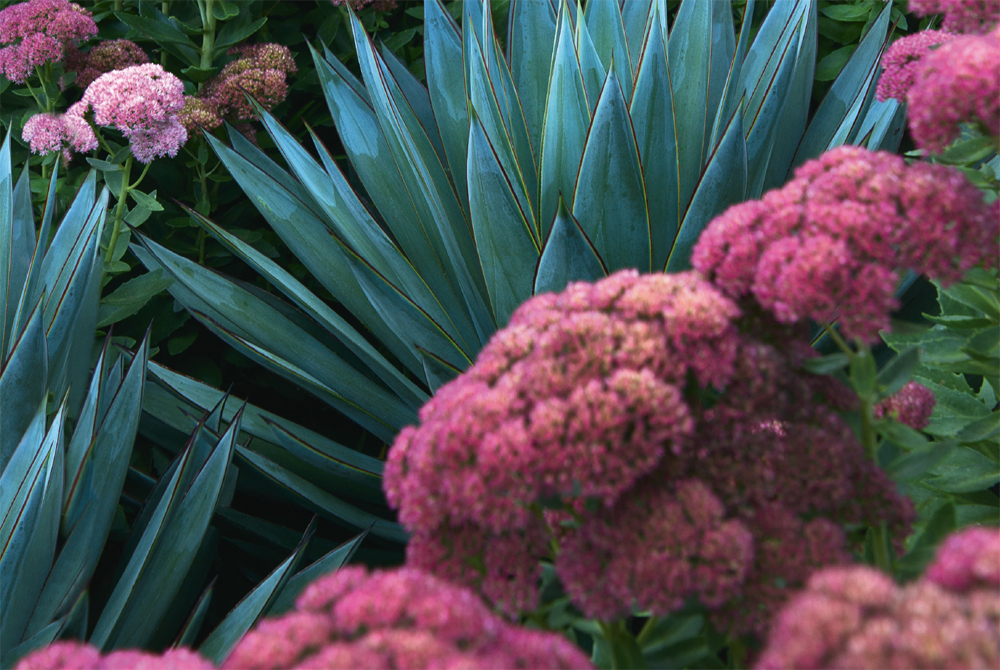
[200,43,297,124]
[876,30,954,102]
[221,566,593,670]
[65,38,148,89]
[756,526,1000,669]
[907,26,1000,153]
[0,0,95,83]
[692,146,998,342]
[21,110,96,161]
[909,0,1000,34]
[71,63,187,163]
[330,0,398,11]
[14,643,211,670]
[873,381,937,429]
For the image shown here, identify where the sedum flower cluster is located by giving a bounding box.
[875,30,954,103]
[0,0,95,83]
[222,566,592,669]
[64,38,149,89]
[68,63,187,163]
[385,269,914,633]
[756,526,1000,669]
[14,643,212,670]
[21,109,96,162]
[873,381,937,429]
[692,146,997,342]
[909,0,1000,34]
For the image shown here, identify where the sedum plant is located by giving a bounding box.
[133,0,907,439]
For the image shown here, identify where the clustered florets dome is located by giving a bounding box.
[0,0,96,83]
[64,38,148,89]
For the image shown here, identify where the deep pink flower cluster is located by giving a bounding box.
[221,566,592,669]
[14,642,211,670]
[873,381,937,429]
[692,145,998,342]
[909,0,1000,34]
[0,0,95,83]
[755,526,1000,669]
[70,63,187,163]
[876,30,954,102]
[65,38,148,89]
[907,26,1000,153]
[21,110,96,161]
[201,43,297,124]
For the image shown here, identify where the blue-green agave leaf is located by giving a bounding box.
[666,110,747,272]
[793,0,891,167]
[584,0,634,98]
[268,529,368,616]
[425,0,471,210]
[0,297,46,472]
[630,0,678,269]
[507,0,558,166]
[200,520,315,664]
[0,130,15,356]
[709,0,754,154]
[173,578,214,649]
[378,43,447,167]
[417,346,461,393]
[621,0,653,77]
[3,165,35,353]
[92,409,241,649]
[856,97,906,152]
[575,2,607,112]
[1,617,63,668]
[740,0,810,129]
[38,170,97,293]
[467,107,540,326]
[535,196,607,295]
[538,1,591,240]
[573,69,650,273]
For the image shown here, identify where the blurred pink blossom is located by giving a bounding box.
[14,643,211,670]
[0,0,95,82]
[909,0,1000,34]
[876,29,954,102]
[873,381,936,429]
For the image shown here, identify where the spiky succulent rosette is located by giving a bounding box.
[385,270,911,627]
[692,146,998,342]
[755,526,1000,669]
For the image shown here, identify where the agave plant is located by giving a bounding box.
[134,0,904,454]
[0,130,377,666]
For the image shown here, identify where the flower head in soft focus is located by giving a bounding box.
[65,38,148,89]
[14,642,212,670]
[219,566,592,670]
[755,526,1000,669]
[692,145,998,342]
[176,95,223,133]
[909,0,1000,34]
[876,30,955,102]
[0,0,95,83]
[907,27,1000,153]
[873,381,937,429]
[330,0,398,11]
[71,63,187,163]
[202,43,297,124]
[22,110,96,162]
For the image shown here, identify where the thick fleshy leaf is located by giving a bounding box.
[573,69,650,273]
[0,130,11,356]
[467,108,540,325]
[538,1,591,240]
[575,3,607,112]
[630,0,678,269]
[268,529,368,616]
[200,520,315,664]
[3,165,34,353]
[666,111,747,272]
[621,0,653,77]
[856,97,906,152]
[584,0,634,98]
[0,298,46,472]
[417,347,461,393]
[378,43,446,168]
[535,197,607,295]
[507,0,558,165]
[174,578,215,648]
[709,0,755,154]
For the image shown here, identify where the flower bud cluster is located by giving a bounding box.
[200,43,297,125]
[756,526,1000,669]
[64,38,148,89]
[14,643,211,670]
[0,0,95,83]
[692,146,997,342]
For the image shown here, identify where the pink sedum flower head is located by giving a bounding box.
[0,0,95,83]
[873,381,937,429]
[22,110,96,162]
[202,43,297,124]
[907,27,1000,153]
[221,566,593,670]
[755,526,1000,669]
[15,643,212,670]
[876,30,955,102]
[909,0,1000,33]
[66,38,149,89]
[330,0,399,10]
[692,145,998,342]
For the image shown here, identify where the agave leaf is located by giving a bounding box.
[467,106,540,325]
[538,0,591,240]
[1,617,62,668]
[0,297,47,472]
[0,130,14,355]
[534,196,607,295]
[348,9,494,347]
[234,447,407,544]
[200,520,315,665]
[425,0,471,211]
[856,97,906,152]
[583,0,634,99]
[91,409,241,650]
[3,165,34,352]
[666,111,747,272]
[575,2,606,111]
[630,0,678,269]
[709,0,754,154]
[793,0,891,167]
[377,42,447,167]
[462,0,485,99]
[417,346,461,393]
[740,0,810,130]
[0,399,65,647]
[506,0,558,166]
[173,577,215,649]
[573,69,650,273]
[621,0,653,77]
[37,170,97,292]
[268,529,368,616]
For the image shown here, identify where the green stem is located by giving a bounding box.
[114,0,122,11]
[634,616,658,646]
[104,154,133,265]
[199,0,217,70]
[872,522,892,573]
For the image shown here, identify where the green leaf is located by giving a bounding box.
[821,5,872,21]
[815,45,855,82]
[85,158,121,172]
[535,196,607,296]
[604,621,648,670]
[850,347,877,400]
[573,70,650,273]
[924,446,1000,493]
[877,419,931,450]
[897,502,956,578]
[97,269,174,328]
[803,352,850,374]
[214,15,266,53]
[180,66,219,83]
[211,0,240,21]
[0,299,47,472]
[877,347,920,398]
[956,411,1000,443]
[129,191,163,212]
[886,442,953,482]
[115,12,199,65]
